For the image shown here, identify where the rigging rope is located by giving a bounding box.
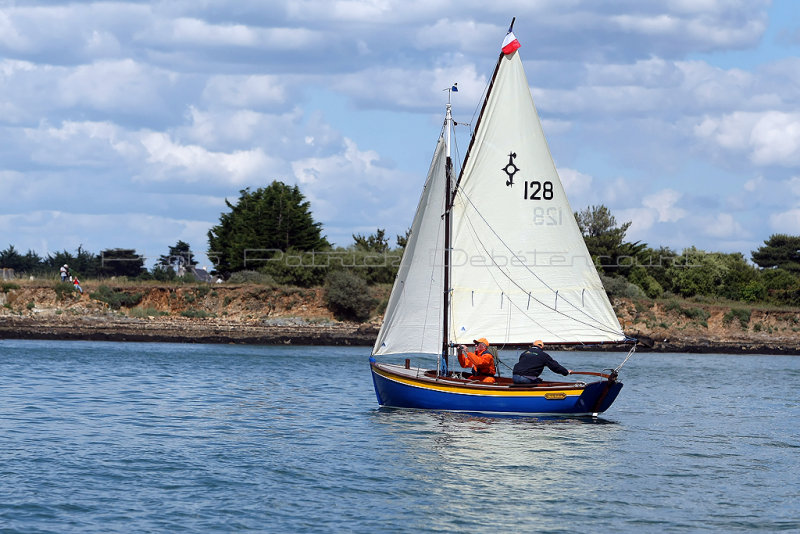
[454,188,624,339]
[615,343,637,372]
[458,209,564,340]
[453,189,622,340]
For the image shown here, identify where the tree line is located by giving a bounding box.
[574,205,800,306]
[2,181,799,310]
[0,240,200,282]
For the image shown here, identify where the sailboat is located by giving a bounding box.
[369,21,636,416]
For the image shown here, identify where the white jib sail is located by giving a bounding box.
[372,135,448,355]
[450,50,625,345]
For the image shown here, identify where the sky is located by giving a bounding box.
[1,0,799,270]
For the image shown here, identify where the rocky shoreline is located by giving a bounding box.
[0,316,380,346]
[1,315,798,355]
[1,282,799,354]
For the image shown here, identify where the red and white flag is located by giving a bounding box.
[501,29,520,55]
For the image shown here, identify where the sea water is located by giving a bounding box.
[0,339,797,533]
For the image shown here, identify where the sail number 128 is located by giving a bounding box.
[523,180,554,200]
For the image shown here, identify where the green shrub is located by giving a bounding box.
[53,281,76,300]
[227,270,276,285]
[90,285,144,309]
[1,282,20,293]
[260,252,326,287]
[325,270,376,322]
[195,286,211,298]
[722,308,751,328]
[181,309,214,318]
[26,300,35,310]
[740,280,767,302]
[628,266,664,299]
[682,307,710,322]
[151,265,176,282]
[663,300,710,323]
[600,274,646,299]
[769,286,800,306]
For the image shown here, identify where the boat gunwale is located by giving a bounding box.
[371,361,592,392]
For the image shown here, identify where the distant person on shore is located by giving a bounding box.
[60,264,69,282]
[73,275,83,295]
[512,340,572,384]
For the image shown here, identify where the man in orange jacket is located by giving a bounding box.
[456,338,496,383]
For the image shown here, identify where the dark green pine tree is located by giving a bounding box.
[207,181,329,275]
[574,205,631,260]
[157,240,198,270]
[352,228,389,253]
[396,228,411,250]
[574,205,648,272]
[98,248,145,277]
[751,234,800,273]
[0,245,43,274]
[44,245,101,277]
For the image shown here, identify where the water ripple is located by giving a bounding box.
[1,341,798,533]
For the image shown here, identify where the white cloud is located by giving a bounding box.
[286,0,403,22]
[700,212,747,239]
[749,112,800,166]
[23,120,139,167]
[769,209,800,233]
[642,189,687,222]
[175,105,334,166]
[743,175,765,192]
[144,17,325,51]
[617,207,657,236]
[0,11,29,51]
[694,111,800,166]
[292,137,418,245]
[415,19,498,53]
[57,59,169,113]
[0,0,793,264]
[612,188,689,243]
[84,30,122,57]
[332,63,486,112]
[0,3,149,61]
[170,18,259,47]
[138,132,279,185]
[788,176,800,197]
[202,75,287,108]
[558,167,593,197]
[609,2,767,49]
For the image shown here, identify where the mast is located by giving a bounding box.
[441,100,453,375]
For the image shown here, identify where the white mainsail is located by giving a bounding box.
[372,135,448,355]
[373,46,625,356]
[449,50,624,345]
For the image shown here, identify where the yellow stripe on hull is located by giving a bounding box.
[372,366,583,398]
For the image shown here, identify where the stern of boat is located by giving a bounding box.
[574,376,624,415]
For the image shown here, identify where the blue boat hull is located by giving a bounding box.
[370,362,622,416]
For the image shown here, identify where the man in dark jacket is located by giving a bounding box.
[512,340,572,384]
